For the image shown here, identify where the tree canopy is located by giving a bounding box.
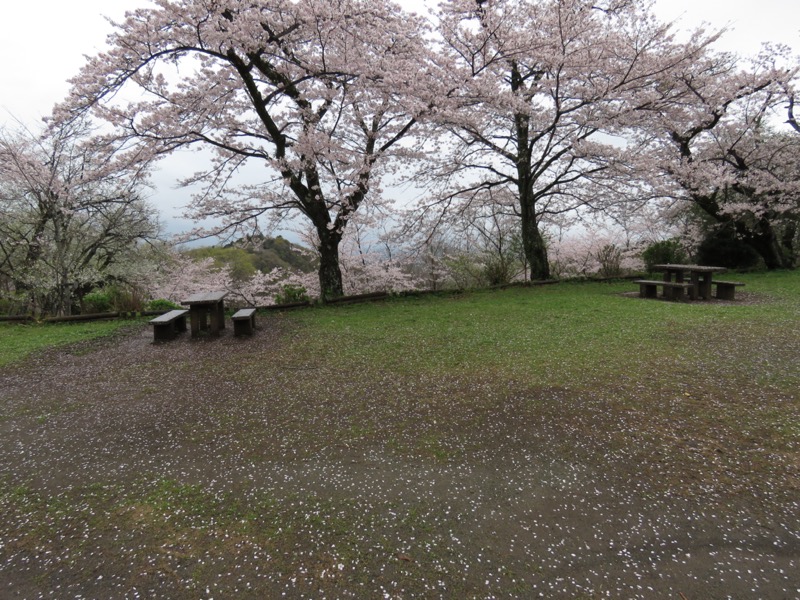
[0,0,794,310]
[0,118,158,316]
[55,0,436,299]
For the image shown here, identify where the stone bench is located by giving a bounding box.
[149,309,189,342]
[712,280,745,300]
[232,308,257,336]
[634,280,692,301]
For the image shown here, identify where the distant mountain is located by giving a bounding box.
[185,235,317,281]
[252,235,317,274]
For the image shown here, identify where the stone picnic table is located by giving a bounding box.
[653,264,726,300]
[181,291,228,338]
[635,264,740,301]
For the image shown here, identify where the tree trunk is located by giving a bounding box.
[695,193,796,270]
[740,218,795,270]
[513,97,550,281]
[781,221,798,268]
[317,228,344,302]
[519,197,550,280]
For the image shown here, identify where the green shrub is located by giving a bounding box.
[146,298,183,312]
[696,231,763,270]
[483,256,513,286]
[108,285,144,312]
[274,284,310,304]
[81,285,144,314]
[444,255,486,289]
[81,289,113,313]
[641,239,688,272]
[0,293,28,316]
[595,244,623,277]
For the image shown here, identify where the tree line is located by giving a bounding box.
[1,0,798,315]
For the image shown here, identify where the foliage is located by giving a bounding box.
[417,0,720,281]
[145,299,182,312]
[628,42,799,269]
[185,247,258,283]
[641,239,689,273]
[595,244,624,278]
[696,229,765,270]
[80,289,113,314]
[547,227,642,279]
[0,292,28,316]
[76,284,143,314]
[146,252,233,305]
[441,255,488,289]
[0,118,158,317]
[185,236,317,284]
[56,0,435,300]
[274,284,310,305]
[251,236,317,274]
[0,320,134,367]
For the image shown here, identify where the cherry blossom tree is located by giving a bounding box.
[628,46,799,268]
[0,119,158,316]
[55,0,434,301]
[337,219,420,295]
[784,73,800,134]
[417,0,715,280]
[145,251,233,305]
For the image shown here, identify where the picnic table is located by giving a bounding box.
[653,264,726,300]
[635,264,734,301]
[181,291,228,338]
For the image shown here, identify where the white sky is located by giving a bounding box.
[1,0,798,236]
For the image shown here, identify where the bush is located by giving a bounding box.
[641,239,688,272]
[696,232,763,270]
[483,256,513,286]
[81,285,144,313]
[595,244,623,278]
[0,293,29,316]
[81,289,113,313]
[146,298,183,312]
[274,284,310,305]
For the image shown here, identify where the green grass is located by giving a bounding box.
[0,319,139,367]
[294,271,800,392]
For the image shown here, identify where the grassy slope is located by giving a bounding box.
[0,320,139,368]
[297,272,799,393]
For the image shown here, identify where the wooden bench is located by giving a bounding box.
[232,308,257,336]
[634,280,692,301]
[712,280,745,300]
[149,309,189,342]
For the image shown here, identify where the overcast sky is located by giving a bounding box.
[1,0,798,235]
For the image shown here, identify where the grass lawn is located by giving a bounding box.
[0,319,137,368]
[0,272,798,598]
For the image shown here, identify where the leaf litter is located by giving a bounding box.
[0,306,798,599]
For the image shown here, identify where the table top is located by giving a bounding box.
[653,264,726,273]
[182,291,228,305]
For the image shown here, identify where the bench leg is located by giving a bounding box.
[640,283,658,298]
[153,323,175,342]
[715,284,736,300]
[671,287,686,302]
[233,319,254,336]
